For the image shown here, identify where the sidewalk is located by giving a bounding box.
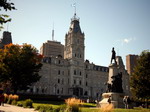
[0,104,38,112]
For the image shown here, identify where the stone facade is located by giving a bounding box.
[29,14,130,99]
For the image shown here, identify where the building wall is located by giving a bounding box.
[40,40,64,58]
[126,54,138,75]
[0,31,12,49]
[31,57,108,99]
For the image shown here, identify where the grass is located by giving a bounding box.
[32,100,150,112]
[33,100,65,109]
[80,108,150,112]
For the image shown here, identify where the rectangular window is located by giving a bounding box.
[58,79,60,83]
[86,74,88,78]
[80,71,82,76]
[68,79,69,84]
[74,80,76,84]
[74,70,76,75]
[58,70,60,75]
[86,82,88,86]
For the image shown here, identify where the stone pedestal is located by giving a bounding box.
[108,63,118,84]
[99,92,124,108]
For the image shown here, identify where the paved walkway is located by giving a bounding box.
[0,104,38,112]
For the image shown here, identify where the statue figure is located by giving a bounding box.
[105,82,112,93]
[111,72,123,93]
[111,47,117,64]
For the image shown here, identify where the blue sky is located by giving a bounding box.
[0,0,150,67]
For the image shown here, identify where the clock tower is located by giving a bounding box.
[64,13,85,63]
[64,13,85,96]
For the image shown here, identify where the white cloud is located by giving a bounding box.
[123,38,131,43]
[116,37,136,46]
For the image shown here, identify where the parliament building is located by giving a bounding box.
[29,13,130,100]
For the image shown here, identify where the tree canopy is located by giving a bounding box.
[130,50,150,101]
[0,44,43,93]
[0,0,16,30]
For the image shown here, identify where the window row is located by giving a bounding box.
[75,53,82,58]
[73,80,88,86]
[85,64,109,72]
[58,78,69,84]
[58,70,70,75]
[74,70,82,75]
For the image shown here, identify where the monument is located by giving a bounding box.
[99,47,124,108]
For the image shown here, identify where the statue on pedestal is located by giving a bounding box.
[100,48,125,108]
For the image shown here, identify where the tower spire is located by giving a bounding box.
[52,22,54,41]
[71,3,79,21]
[72,3,76,15]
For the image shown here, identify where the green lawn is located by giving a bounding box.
[32,101,150,112]
[33,100,65,109]
[80,108,150,112]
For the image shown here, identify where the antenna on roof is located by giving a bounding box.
[7,22,9,31]
[52,22,54,41]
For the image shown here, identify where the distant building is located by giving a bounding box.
[0,31,12,49]
[40,40,64,58]
[126,54,138,75]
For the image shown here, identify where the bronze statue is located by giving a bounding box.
[111,47,117,64]
[105,72,123,93]
[105,82,111,93]
[111,72,123,93]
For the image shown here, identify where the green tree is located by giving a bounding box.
[130,50,150,106]
[0,0,16,30]
[0,44,43,93]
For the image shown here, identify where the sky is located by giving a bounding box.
[0,0,150,67]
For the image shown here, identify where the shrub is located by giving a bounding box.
[65,97,83,112]
[35,105,65,112]
[4,94,19,104]
[4,93,8,103]
[17,101,23,107]
[23,99,33,108]
[100,104,114,112]
[11,100,17,105]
